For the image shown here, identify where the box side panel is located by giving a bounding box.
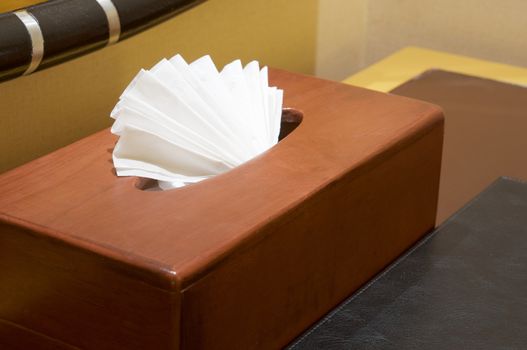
[0,319,77,350]
[180,123,443,349]
[0,224,180,350]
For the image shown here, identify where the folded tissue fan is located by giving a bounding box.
[110,55,284,190]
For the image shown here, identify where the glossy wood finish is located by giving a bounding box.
[0,319,75,350]
[0,69,444,349]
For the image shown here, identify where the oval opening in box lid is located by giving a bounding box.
[135,108,303,191]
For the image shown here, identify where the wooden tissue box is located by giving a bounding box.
[0,69,443,349]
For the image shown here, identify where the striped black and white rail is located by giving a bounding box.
[0,0,204,82]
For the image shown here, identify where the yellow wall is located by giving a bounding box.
[315,0,367,81]
[363,0,527,72]
[0,1,46,12]
[315,0,527,78]
[3,0,527,172]
[0,0,318,172]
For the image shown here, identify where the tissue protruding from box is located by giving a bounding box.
[110,55,284,189]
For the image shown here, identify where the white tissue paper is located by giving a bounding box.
[110,55,284,190]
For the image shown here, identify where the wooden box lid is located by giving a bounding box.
[0,69,444,349]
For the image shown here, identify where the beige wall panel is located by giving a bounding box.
[315,0,367,80]
[365,0,527,69]
[0,0,317,172]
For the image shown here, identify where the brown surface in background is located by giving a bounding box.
[392,70,527,223]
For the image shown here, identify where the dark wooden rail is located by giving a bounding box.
[0,0,205,82]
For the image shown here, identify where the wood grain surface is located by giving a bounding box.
[0,69,444,349]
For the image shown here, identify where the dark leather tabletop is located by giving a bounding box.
[288,177,527,349]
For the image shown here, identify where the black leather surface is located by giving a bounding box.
[288,177,527,349]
